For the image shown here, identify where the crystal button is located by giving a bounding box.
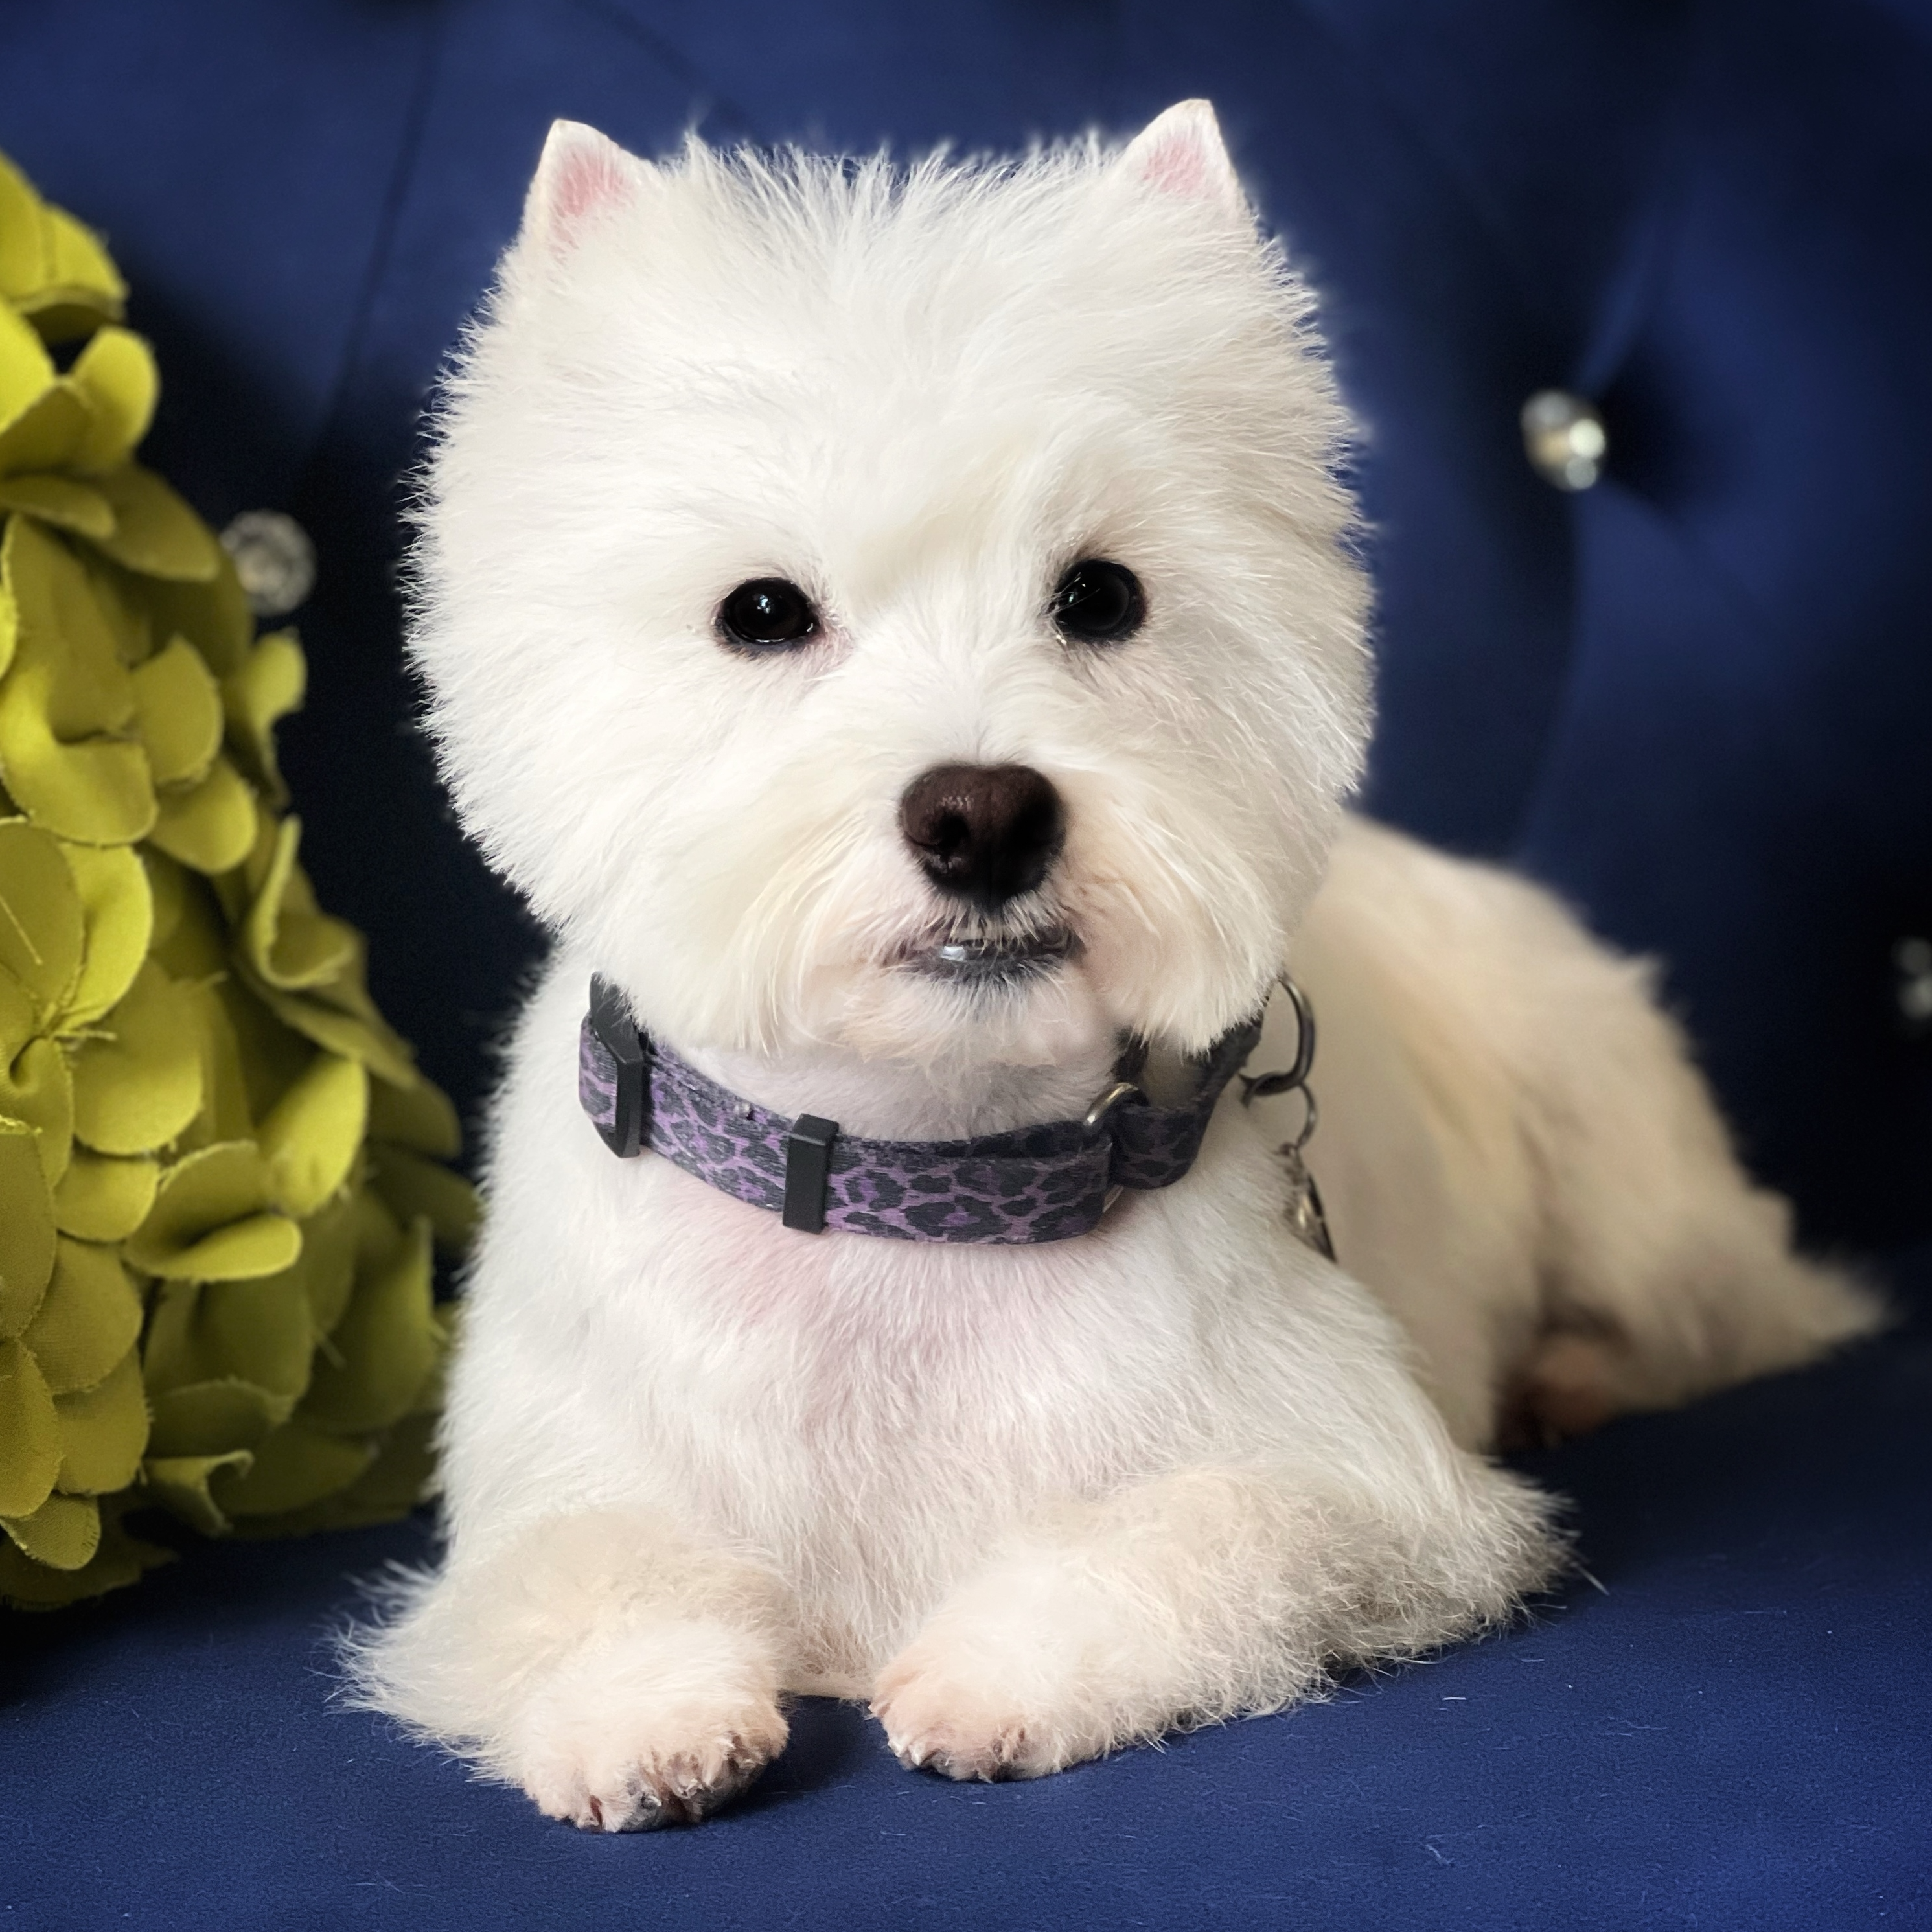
[1521,390,1607,492]
[220,509,317,618]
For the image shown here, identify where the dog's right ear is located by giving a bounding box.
[1117,101,1247,223]
[522,120,643,256]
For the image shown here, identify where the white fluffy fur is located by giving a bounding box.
[351,105,1879,1828]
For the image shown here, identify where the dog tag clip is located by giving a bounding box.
[1240,973,1337,1261]
[1280,1140,1335,1261]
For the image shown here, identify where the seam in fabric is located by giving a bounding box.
[305,0,448,472]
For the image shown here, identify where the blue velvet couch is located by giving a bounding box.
[4,5,1928,1926]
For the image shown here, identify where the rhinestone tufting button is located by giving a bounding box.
[1895,936,1932,1035]
[1521,389,1607,492]
[219,509,317,617]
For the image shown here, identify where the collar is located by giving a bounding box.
[577,974,1265,1245]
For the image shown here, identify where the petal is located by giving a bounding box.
[85,559,154,667]
[0,157,47,313]
[127,555,251,680]
[27,205,128,336]
[368,1144,478,1252]
[239,816,356,989]
[0,159,128,334]
[52,1148,158,1241]
[228,1409,437,1537]
[87,466,221,582]
[0,379,90,476]
[149,1212,302,1283]
[124,1139,299,1280]
[220,630,305,806]
[152,1270,316,1409]
[0,517,155,844]
[0,1501,166,1608]
[53,1347,148,1493]
[0,299,56,431]
[216,1420,373,1519]
[0,1035,72,1186]
[68,958,204,1156]
[260,1052,367,1218]
[57,840,153,1029]
[0,964,36,1060]
[148,754,257,873]
[129,634,222,788]
[301,1215,439,1435]
[0,696,154,842]
[0,1333,60,1515]
[144,851,229,980]
[0,817,84,1021]
[248,980,419,1091]
[0,1487,99,1570]
[146,1377,284,1458]
[0,514,135,733]
[0,473,115,538]
[367,1072,462,1159]
[0,1121,56,1339]
[295,1190,362,1338]
[188,978,257,1143]
[142,1449,251,1536]
[137,1277,198,1393]
[66,327,158,474]
[20,1237,141,1394]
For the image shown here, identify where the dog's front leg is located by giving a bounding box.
[871,1466,1375,1781]
[363,1510,790,1830]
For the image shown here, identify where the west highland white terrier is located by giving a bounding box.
[353,103,1879,1828]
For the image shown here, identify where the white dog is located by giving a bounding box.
[353,103,1878,1829]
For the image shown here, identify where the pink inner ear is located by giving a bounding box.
[1136,130,1219,201]
[551,145,631,232]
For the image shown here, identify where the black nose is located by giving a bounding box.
[899,763,1066,912]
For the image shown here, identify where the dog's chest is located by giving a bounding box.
[593,1157,1201,1504]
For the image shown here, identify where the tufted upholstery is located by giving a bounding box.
[3,5,1928,1927]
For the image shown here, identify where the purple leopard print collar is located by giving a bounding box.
[577,975,1265,1245]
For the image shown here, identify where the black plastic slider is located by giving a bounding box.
[782,1114,838,1233]
[588,974,647,1158]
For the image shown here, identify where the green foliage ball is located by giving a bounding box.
[0,152,473,1611]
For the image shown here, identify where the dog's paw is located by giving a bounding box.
[871,1637,1096,1782]
[1498,1328,1627,1450]
[509,1627,788,1831]
[520,1714,781,1832]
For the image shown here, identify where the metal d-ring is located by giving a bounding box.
[1083,1079,1145,1135]
[1239,972,1318,1106]
[1083,1077,1144,1219]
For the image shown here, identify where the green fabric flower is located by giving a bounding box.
[0,152,472,1611]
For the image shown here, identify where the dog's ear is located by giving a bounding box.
[1118,101,1247,220]
[522,119,643,255]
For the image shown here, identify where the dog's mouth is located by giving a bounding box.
[895,925,1081,987]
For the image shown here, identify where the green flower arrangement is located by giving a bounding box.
[0,152,473,1611]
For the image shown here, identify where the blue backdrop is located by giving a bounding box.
[3,5,1928,1927]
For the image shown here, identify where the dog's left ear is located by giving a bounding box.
[1118,100,1247,220]
[522,119,645,257]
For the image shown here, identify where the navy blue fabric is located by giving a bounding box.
[6,1267,1928,1930]
[3,4,1929,1926]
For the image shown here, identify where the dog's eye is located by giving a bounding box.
[1050,559,1145,644]
[717,578,820,650]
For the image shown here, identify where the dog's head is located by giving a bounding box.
[412,103,1370,1070]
